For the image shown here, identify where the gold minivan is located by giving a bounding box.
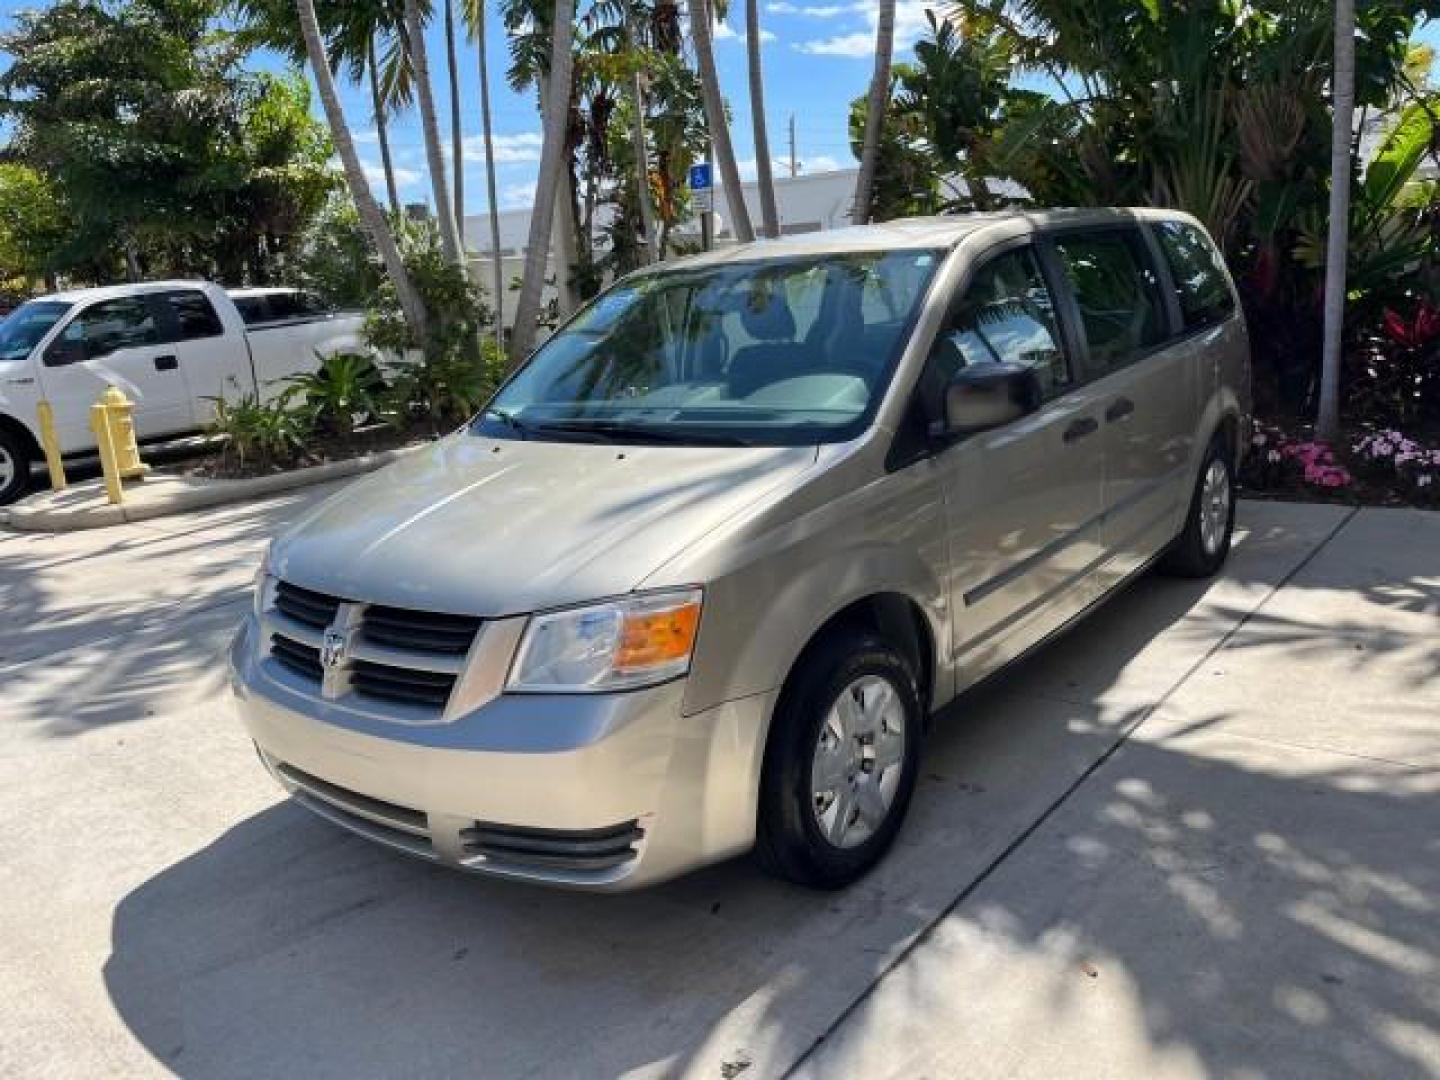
[230,209,1250,890]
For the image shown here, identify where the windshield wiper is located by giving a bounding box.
[529,419,753,447]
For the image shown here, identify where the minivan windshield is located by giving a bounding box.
[0,300,72,362]
[479,249,941,446]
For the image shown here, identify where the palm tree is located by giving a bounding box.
[509,0,576,363]
[367,38,402,214]
[463,0,506,349]
[687,0,754,242]
[402,0,465,265]
[852,0,895,224]
[443,0,466,230]
[1317,0,1354,443]
[745,0,779,237]
[295,0,427,338]
[628,7,660,261]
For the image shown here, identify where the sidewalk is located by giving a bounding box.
[795,506,1440,1079]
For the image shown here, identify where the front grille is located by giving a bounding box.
[274,580,343,629]
[461,820,645,874]
[363,605,482,654]
[264,579,482,715]
[270,634,323,680]
[350,659,457,707]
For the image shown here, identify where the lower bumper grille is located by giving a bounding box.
[460,820,644,874]
[262,753,644,883]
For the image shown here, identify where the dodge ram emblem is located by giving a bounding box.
[320,629,347,670]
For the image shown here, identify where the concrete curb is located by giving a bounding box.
[1,444,424,533]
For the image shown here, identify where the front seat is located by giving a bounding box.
[726,287,810,398]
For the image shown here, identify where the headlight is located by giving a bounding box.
[506,588,703,693]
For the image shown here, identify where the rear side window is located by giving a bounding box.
[161,291,224,340]
[1052,230,1167,376]
[1154,221,1235,330]
[233,296,269,325]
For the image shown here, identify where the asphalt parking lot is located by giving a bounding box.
[1,491,1436,1079]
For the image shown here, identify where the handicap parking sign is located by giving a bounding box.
[689,162,714,211]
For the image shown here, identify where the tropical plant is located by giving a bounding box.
[461,0,507,348]
[293,0,428,341]
[366,216,493,362]
[686,0,754,242]
[402,0,465,266]
[746,0,779,238]
[287,194,385,308]
[207,392,312,471]
[285,352,388,438]
[852,0,896,224]
[384,336,505,430]
[508,0,576,363]
[0,164,70,288]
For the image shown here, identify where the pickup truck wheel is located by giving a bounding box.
[0,428,31,506]
[755,630,922,889]
[1159,436,1235,578]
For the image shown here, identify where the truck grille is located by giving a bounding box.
[264,579,481,716]
[270,634,323,680]
[351,658,458,708]
[363,605,481,654]
[274,580,342,630]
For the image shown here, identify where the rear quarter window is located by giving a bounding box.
[1154,221,1236,330]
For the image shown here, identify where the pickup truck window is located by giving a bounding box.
[160,290,224,340]
[0,300,71,362]
[60,297,161,361]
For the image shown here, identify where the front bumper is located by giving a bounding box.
[229,618,774,890]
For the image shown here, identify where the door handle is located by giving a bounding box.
[1063,417,1099,443]
[1105,397,1135,423]
[154,354,179,371]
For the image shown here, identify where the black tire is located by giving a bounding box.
[755,629,923,889]
[0,426,32,506]
[1159,435,1236,578]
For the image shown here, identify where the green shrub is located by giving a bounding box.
[285,351,387,439]
[383,336,507,432]
[206,393,312,471]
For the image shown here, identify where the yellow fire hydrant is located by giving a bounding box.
[89,385,145,505]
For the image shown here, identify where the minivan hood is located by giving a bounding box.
[271,433,818,615]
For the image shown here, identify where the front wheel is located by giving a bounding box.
[1159,437,1235,578]
[0,427,32,506]
[755,631,922,889]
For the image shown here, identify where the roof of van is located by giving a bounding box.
[38,279,219,304]
[670,207,1195,268]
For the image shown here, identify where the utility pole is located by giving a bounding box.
[788,114,797,178]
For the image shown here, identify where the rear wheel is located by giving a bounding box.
[756,630,922,889]
[1160,436,1235,578]
[0,427,31,506]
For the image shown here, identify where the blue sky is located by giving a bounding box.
[265,0,940,217]
[3,2,1436,218]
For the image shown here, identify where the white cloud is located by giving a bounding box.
[352,128,380,145]
[362,162,422,189]
[712,19,777,43]
[767,2,847,15]
[791,0,932,57]
[461,131,544,164]
[734,153,848,182]
[500,181,538,209]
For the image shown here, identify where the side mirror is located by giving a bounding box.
[937,362,1043,439]
[44,336,89,367]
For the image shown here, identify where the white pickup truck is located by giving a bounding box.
[0,280,371,503]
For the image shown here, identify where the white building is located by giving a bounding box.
[461,168,864,328]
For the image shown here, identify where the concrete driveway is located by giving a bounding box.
[0,492,1435,1079]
